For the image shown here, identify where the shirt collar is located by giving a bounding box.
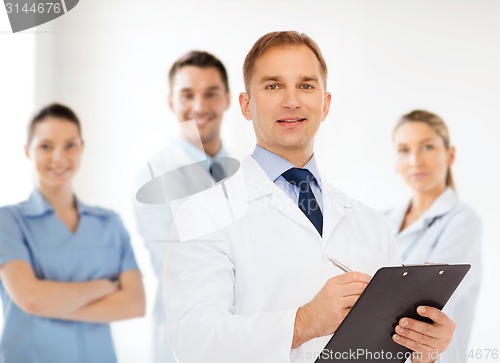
[420,187,458,223]
[176,137,227,170]
[75,199,110,217]
[21,189,53,217]
[21,189,109,218]
[251,144,322,188]
[396,187,459,236]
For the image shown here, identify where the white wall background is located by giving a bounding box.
[1,0,499,361]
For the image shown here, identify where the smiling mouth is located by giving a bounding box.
[277,118,306,123]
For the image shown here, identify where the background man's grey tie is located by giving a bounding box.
[209,161,226,182]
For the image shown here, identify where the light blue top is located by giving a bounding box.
[385,187,482,363]
[251,144,323,211]
[0,189,139,363]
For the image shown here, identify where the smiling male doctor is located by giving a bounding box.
[164,31,456,363]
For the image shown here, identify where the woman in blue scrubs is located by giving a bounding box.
[385,110,482,363]
[0,104,145,363]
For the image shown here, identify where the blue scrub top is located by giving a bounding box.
[0,190,139,363]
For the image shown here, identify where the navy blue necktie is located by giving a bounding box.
[282,168,323,236]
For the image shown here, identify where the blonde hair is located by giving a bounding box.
[394,110,455,190]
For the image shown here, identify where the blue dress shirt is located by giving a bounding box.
[0,189,139,363]
[251,144,323,211]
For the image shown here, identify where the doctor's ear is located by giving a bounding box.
[448,146,456,166]
[321,92,332,122]
[239,93,252,121]
[24,146,31,159]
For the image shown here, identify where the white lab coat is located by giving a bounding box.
[164,155,400,363]
[385,188,482,363]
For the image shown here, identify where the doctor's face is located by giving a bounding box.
[394,121,454,194]
[239,45,331,160]
[26,117,83,191]
[169,66,230,147]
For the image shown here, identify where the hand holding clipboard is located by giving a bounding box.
[313,262,468,363]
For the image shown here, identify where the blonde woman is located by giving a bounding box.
[386,110,482,363]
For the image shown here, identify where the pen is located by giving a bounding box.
[328,257,353,273]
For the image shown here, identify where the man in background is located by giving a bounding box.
[134,50,231,363]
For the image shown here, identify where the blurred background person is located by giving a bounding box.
[385,109,482,363]
[134,50,232,363]
[0,103,145,363]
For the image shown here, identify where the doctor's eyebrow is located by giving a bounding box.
[258,75,320,84]
[300,76,319,83]
[258,75,283,84]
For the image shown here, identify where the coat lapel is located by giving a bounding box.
[270,187,319,234]
[321,183,348,242]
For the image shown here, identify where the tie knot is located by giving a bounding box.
[282,168,314,191]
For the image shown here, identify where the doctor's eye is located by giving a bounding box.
[39,143,51,151]
[299,84,315,91]
[265,84,281,91]
[397,148,409,154]
[423,144,435,151]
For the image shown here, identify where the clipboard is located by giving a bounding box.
[316,264,470,362]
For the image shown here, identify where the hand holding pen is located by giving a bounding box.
[291,257,371,349]
[328,257,352,273]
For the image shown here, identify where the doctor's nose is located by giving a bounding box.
[281,89,301,109]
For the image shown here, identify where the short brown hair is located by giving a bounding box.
[168,50,229,94]
[243,31,328,93]
[394,110,455,190]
